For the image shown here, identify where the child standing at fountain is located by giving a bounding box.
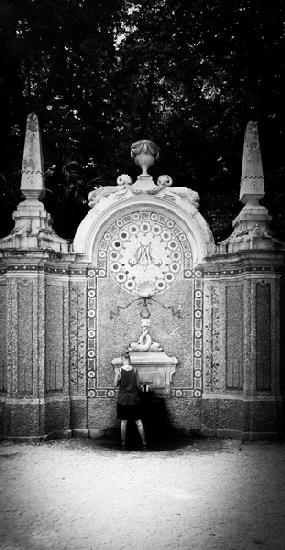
[114,352,147,449]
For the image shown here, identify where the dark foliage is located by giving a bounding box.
[0,0,284,242]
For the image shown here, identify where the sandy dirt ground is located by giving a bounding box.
[0,436,285,550]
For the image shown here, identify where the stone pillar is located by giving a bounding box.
[0,265,7,434]
[69,264,88,437]
[44,260,71,437]
[0,113,73,440]
[2,256,47,438]
[1,255,86,440]
[201,121,285,439]
[202,252,283,439]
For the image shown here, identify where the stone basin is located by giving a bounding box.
[112,351,178,395]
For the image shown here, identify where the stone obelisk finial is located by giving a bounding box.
[240,121,264,207]
[219,121,273,252]
[21,113,45,201]
[0,113,69,252]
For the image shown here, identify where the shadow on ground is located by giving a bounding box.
[90,428,198,453]
[41,434,284,457]
[87,392,202,452]
[41,432,270,455]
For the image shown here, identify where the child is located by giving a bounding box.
[114,352,147,449]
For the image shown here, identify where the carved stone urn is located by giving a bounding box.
[131,140,160,176]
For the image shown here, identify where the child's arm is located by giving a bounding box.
[135,368,143,392]
[114,368,121,387]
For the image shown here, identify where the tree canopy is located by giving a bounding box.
[0,0,284,241]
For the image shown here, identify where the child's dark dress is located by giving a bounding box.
[117,367,141,420]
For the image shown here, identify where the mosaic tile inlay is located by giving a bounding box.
[97,211,192,297]
[87,264,203,399]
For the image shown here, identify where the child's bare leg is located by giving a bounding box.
[135,419,147,445]
[121,420,127,445]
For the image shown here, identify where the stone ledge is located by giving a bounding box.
[202,394,283,402]
[72,429,89,438]
[216,429,284,441]
[0,429,72,443]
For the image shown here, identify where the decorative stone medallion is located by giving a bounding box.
[97,211,192,297]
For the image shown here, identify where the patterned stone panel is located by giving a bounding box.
[0,280,7,392]
[87,270,203,400]
[201,398,220,433]
[69,278,87,396]
[45,281,65,393]
[6,277,18,398]
[225,285,243,390]
[44,398,71,434]
[63,285,69,393]
[165,398,201,430]
[243,278,253,395]
[8,403,44,437]
[246,400,280,432]
[5,267,45,400]
[256,283,271,391]
[87,208,203,404]
[204,285,221,393]
[88,398,118,430]
[18,278,34,395]
[280,275,285,394]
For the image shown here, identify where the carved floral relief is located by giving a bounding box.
[205,286,220,392]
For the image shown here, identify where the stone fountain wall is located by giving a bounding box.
[0,247,283,440]
[86,209,203,433]
[0,121,284,441]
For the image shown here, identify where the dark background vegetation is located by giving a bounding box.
[0,0,284,242]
